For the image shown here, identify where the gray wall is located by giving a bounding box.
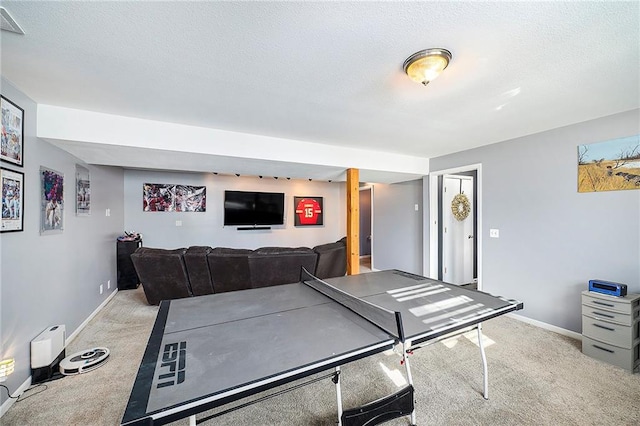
[0,79,124,403]
[372,180,423,274]
[428,109,640,332]
[124,170,346,249]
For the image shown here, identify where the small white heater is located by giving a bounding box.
[31,325,66,383]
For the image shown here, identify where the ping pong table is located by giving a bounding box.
[121,269,523,426]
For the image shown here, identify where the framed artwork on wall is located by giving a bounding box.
[1,95,24,167]
[143,183,206,212]
[40,166,64,234]
[578,135,640,192]
[1,167,24,232]
[294,196,324,226]
[76,164,91,216]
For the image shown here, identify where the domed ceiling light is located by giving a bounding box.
[403,48,452,86]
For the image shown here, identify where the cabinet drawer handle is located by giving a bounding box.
[593,323,615,331]
[592,300,615,307]
[592,311,614,319]
[592,344,614,354]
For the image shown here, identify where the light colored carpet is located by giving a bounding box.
[3,286,640,426]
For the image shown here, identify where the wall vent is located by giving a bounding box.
[0,7,25,35]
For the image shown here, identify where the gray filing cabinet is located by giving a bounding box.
[581,290,640,372]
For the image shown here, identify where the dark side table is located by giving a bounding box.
[117,238,142,290]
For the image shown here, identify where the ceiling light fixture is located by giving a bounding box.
[403,48,452,86]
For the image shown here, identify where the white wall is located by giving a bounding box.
[0,79,125,405]
[124,170,346,249]
[372,180,423,274]
[428,109,640,333]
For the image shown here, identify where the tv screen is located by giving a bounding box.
[224,191,285,226]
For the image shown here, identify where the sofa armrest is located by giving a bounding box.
[313,238,347,279]
[131,248,191,305]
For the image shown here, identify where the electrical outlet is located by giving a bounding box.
[489,229,500,238]
[176,220,182,227]
[100,284,104,294]
[105,208,111,217]
[414,204,419,211]
[107,280,111,289]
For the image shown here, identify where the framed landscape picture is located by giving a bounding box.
[1,167,24,232]
[40,166,64,233]
[1,95,24,167]
[578,135,640,192]
[294,196,324,226]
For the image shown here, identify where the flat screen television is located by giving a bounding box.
[224,190,285,226]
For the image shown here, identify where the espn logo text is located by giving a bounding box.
[156,341,186,388]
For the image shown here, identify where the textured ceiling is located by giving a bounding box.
[1,1,639,181]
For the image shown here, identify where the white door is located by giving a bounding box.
[442,175,474,285]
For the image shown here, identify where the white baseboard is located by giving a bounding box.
[66,289,118,345]
[507,312,582,341]
[0,376,31,417]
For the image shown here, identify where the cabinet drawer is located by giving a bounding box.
[582,293,633,315]
[582,336,639,372]
[582,319,635,348]
[582,305,632,326]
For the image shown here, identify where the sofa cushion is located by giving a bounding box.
[249,247,317,288]
[183,246,214,296]
[207,248,253,293]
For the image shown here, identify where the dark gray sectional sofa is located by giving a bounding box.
[131,238,347,305]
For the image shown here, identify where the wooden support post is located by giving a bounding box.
[346,168,359,275]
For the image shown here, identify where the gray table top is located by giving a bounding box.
[122,269,522,426]
[122,280,395,425]
[325,270,521,345]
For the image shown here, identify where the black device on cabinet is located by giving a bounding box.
[223,190,285,227]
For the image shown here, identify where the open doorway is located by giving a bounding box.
[359,186,373,273]
[428,164,482,290]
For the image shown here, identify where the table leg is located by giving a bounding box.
[477,323,489,399]
[402,342,417,426]
[189,414,196,425]
[334,366,343,426]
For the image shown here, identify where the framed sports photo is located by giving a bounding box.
[40,166,64,234]
[294,196,323,226]
[1,96,24,167]
[76,164,91,216]
[1,167,24,232]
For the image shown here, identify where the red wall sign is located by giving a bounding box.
[294,197,323,226]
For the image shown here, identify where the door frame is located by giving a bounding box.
[427,163,483,290]
[359,185,374,270]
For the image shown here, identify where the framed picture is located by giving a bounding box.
[1,96,24,167]
[40,166,64,233]
[76,164,91,216]
[294,196,324,226]
[143,183,206,212]
[175,184,206,212]
[1,167,24,232]
[578,135,640,192]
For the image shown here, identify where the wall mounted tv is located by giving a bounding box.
[223,190,285,226]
